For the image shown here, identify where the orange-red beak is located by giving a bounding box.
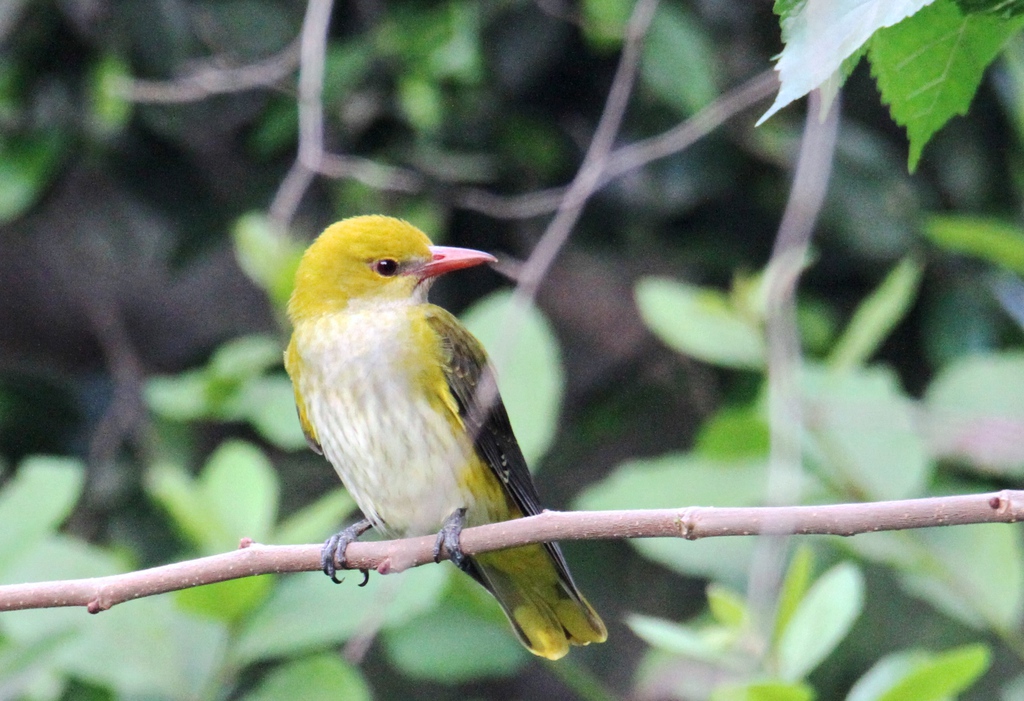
[417,245,497,279]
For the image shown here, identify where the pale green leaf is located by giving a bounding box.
[0,457,85,573]
[802,365,931,500]
[707,584,748,628]
[873,645,990,701]
[576,455,768,583]
[923,215,1024,276]
[778,562,864,681]
[636,277,765,369]
[241,654,371,701]
[641,3,718,115]
[759,0,933,124]
[199,440,279,550]
[461,290,564,466]
[625,614,735,662]
[711,680,815,701]
[274,489,357,545]
[773,545,815,644]
[829,258,923,370]
[924,352,1024,473]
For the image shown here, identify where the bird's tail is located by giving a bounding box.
[468,542,607,660]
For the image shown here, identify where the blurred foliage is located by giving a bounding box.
[1,0,1024,700]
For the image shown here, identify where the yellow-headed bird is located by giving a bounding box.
[284,215,606,660]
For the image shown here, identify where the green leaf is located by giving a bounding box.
[849,644,991,701]
[777,562,864,681]
[273,489,357,545]
[924,352,1024,473]
[636,277,765,369]
[382,606,527,682]
[232,565,448,665]
[198,440,279,550]
[581,0,631,47]
[641,3,718,115]
[175,576,273,623]
[232,213,304,309]
[711,680,815,701]
[233,376,308,451]
[0,133,64,224]
[802,365,931,500]
[773,545,815,644]
[241,654,371,701]
[707,584,748,628]
[145,370,210,421]
[576,455,768,583]
[923,215,1024,275]
[759,0,932,124]
[902,523,1024,629]
[625,614,734,662]
[461,290,564,466]
[0,457,85,574]
[87,54,131,137]
[208,335,283,383]
[829,258,923,370]
[869,0,1024,171]
[694,406,770,460]
[146,461,221,550]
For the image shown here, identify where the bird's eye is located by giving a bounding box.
[374,259,399,277]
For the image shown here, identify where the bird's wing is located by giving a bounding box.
[284,338,323,455]
[424,306,545,518]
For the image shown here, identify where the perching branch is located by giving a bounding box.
[2,492,1023,613]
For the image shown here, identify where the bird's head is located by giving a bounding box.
[288,215,496,321]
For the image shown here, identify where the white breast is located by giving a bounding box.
[295,301,472,537]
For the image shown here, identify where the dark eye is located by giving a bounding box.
[374,259,399,277]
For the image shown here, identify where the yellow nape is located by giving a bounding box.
[287,215,434,322]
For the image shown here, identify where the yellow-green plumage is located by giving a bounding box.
[285,215,606,659]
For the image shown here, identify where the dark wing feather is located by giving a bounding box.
[425,307,579,581]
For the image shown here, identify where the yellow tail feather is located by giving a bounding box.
[472,545,606,660]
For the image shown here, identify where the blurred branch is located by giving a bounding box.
[113,38,302,103]
[452,70,779,220]
[748,88,840,640]
[2,491,1022,613]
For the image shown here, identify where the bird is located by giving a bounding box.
[284,215,607,660]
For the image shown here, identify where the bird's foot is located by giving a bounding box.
[322,519,373,585]
[433,508,468,570]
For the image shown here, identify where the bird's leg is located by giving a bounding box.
[322,519,373,585]
[433,507,468,570]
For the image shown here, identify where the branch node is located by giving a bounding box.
[239,538,254,549]
[87,598,109,614]
[676,508,699,540]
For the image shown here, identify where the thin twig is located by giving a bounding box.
[748,88,841,652]
[1,491,1022,613]
[450,70,778,220]
[114,38,302,103]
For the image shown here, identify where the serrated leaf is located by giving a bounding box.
[241,654,371,701]
[869,0,1024,170]
[636,277,765,369]
[923,215,1024,275]
[778,562,864,681]
[829,258,923,370]
[460,290,564,466]
[759,0,933,124]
